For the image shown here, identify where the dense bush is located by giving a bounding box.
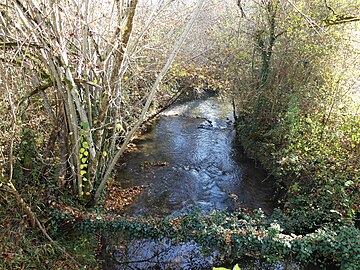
[260,110,360,231]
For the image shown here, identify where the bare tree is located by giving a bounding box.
[1,0,206,206]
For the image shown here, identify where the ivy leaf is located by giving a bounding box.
[233,264,241,270]
[80,164,88,169]
[80,121,89,131]
[82,142,89,149]
[81,157,87,163]
[83,151,89,157]
[80,170,87,176]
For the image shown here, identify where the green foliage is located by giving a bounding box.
[50,205,360,269]
[232,2,359,267]
[237,87,359,265]
[233,1,359,260]
[268,112,360,232]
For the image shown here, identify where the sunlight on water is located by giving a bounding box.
[107,97,278,270]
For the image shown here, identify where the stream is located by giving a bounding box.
[116,97,274,215]
[101,97,291,270]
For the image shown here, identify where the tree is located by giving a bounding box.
[1,0,207,206]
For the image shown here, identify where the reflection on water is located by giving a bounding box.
[107,98,280,270]
[116,97,274,216]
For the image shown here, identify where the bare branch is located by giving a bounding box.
[91,0,208,207]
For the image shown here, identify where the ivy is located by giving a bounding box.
[79,124,91,196]
[51,206,359,270]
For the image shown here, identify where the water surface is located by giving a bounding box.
[116,97,274,216]
[105,98,278,270]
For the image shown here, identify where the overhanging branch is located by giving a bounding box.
[325,16,360,26]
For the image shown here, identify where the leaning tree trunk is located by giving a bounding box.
[90,0,207,207]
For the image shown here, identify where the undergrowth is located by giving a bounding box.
[235,97,359,268]
[0,189,100,270]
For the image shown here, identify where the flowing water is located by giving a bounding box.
[102,97,285,270]
[116,97,274,216]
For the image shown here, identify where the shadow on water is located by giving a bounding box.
[101,98,296,270]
